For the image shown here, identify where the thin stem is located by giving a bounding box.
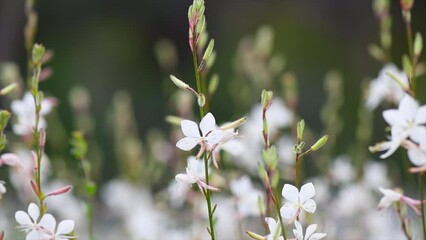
[192,50,205,117]
[203,155,215,240]
[272,192,287,240]
[419,173,426,240]
[396,202,412,240]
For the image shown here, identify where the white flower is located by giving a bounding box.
[293,221,326,240]
[15,203,75,240]
[377,95,426,158]
[365,64,409,110]
[176,112,225,151]
[38,214,75,240]
[407,139,426,166]
[377,187,402,211]
[265,217,284,240]
[280,182,316,220]
[0,181,5,199]
[229,176,263,217]
[175,156,218,191]
[11,92,56,136]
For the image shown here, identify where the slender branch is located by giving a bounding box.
[419,173,426,240]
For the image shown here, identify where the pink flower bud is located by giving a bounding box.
[39,128,46,149]
[45,185,72,198]
[0,153,21,167]
[30,180,39,196]
[31,151,38,173]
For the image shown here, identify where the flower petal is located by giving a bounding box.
[280,204,297,220]
[28,203,40,222]
[181,120,200,138]
[56,220,75,235]
[415,106,426,125]
[408,147,426,166]
[309,233,327,240]
[293,221,303,240]
[382,110,404,127]
[200,113,216,136]
[15,211,32,226]
[299,182,315,203]
[176,137,200,151]
[205,130,225,145]
[399,94,418,119]
[302,199,317,213]
[305,224,317,239]
[39,214,56,233]
[175,173,196,184]
[282,184,299,203]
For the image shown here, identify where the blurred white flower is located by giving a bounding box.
[378,94,426,158]
[0,181,5,199]
[365,64,409,110]
[280,182,316,221]
[229,176,263,217]
[265,217,283,240]
[330,156,355,184]
[175,156,218,191]
[11,92,56,136]
[293,220,326,240]
[35,213,75,240]
[176,112,225,152]
[377,187,402,211]
[407,139,426,166]
[362,162,390,189]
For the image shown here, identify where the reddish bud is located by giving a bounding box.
[39,128,46,149]
[39,68,53,81]
[400,0,414,11]
[45,185,72,198]
[0,231,4,240]
[31,151,38,173]
[30,180,39,196]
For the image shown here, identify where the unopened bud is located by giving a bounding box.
[0,111,11,131]
[310,135,328,151]
[297,119,305,140]
[31,151,38,172]
[261,89,273,110]
[170,75,189,90]
[165,115,184,126]
[39,128,46,149]
[0,83,17,96]
[30,180,39,196]
[197,93,205,107]
[202,39,215,62]
[32,44,45,64]
[196,15,205,35]
[414,32,423,57]
[220,117,246,131]
[246,231,266,240]
[402,54,413,78]
[400,0,414,11]
[44,185,72,198]
[0,230,4,240]
[208,74,219,96]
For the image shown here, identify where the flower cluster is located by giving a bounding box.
[15,203,75,240]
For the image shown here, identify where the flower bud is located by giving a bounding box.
[202,39,215,62]
[0,83,17,96]
[246,231,266,240]
[0,111,11,131]
[39,128,46,149]
[400,0,414,11]
[165,115,184,126]
[208,74,219,96]
[414,32,423,57]
[44,185,72,198]
[220,117,246,131]
[170,75,189,90]
[32,44,45,64]
[261,89,273,110]
[197,93,206,107]
[30,180,39,196]
[310,135,328,151]
[262,146,278,169]
[297,119,305,140]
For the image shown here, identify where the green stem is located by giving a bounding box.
[272,192,287,240]
[192,37,215,239]
[419,173,426,240]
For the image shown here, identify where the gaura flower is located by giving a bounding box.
[11,92,56,136]
[175,156,219,191]
[293,221,326,240]
[378,187,424,215]
[176,112,225,154]
[280,182,316,221]
[371,95,426,159]
[265,217,284,240]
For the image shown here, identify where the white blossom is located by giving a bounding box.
[407,139,426,166]
[11,92,56,136]
[365,64,409,110]
[280,182,316,221]
[293,221,326,240]
[265,217,284,240]
[175,156,218,191]
[0,181,5,199]
[229,176,263,217]
[377,187,402,211]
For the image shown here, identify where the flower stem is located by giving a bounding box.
[192,36,215,240]
[419,173,426,240]
[272,192,287,240]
